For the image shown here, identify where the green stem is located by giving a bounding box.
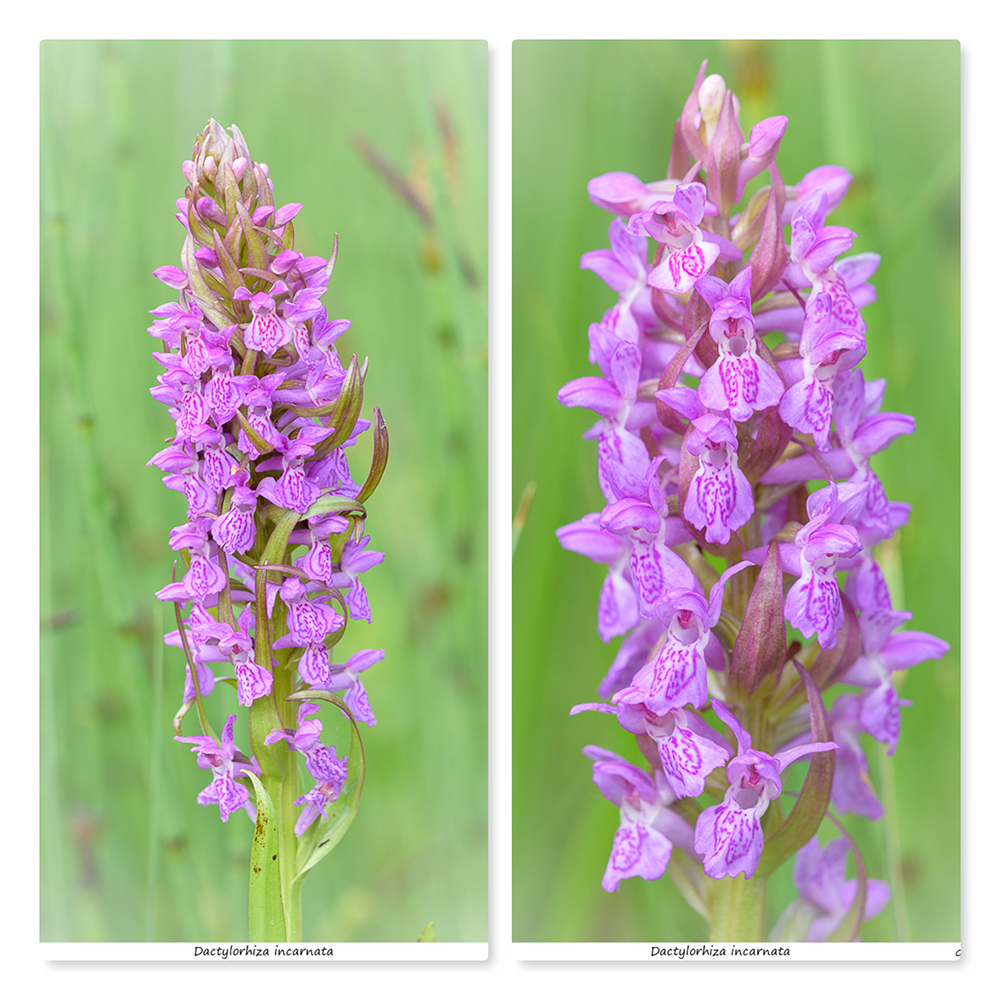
[707,874,767,942]
[248,507,306,942]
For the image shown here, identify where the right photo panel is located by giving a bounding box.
[512,39,959,954]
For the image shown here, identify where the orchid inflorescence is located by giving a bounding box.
[557,63,948,941]
[147,121,387,920]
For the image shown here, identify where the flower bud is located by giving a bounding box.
[729,541,787,693]
[698,74,728,141]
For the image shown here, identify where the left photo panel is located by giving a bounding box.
[40,39,487,955]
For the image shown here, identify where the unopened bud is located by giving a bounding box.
[698,74,727,140]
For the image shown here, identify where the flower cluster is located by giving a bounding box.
[150,120,388,834]
[558,64,948,939]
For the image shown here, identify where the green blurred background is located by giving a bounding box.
[512,40,959,942]
[40,40,487,942]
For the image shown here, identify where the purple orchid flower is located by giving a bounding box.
[628,183,722,295]
[320,648,384,727]
[584,746,695,893]
[234,287,294,355]
[329,535,385,623]
[219,627,273,707]
[782,482,867,649]
[265,701,325,755]
[778,292,866,451]
[573,702,731,799]
[272,576,345,686]
[598,458,697,617]
[694,701,837,879]
[773,837,890,941]
[612,562,751,716]
[174,714,260,823]
[695,265,785,422]
[839,607,949,753]
[656,385,754,544]
[294,741,349,836]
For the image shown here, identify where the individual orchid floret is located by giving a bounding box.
[321,648,384,727]
[154,533,227,606]
[763,369,913,543]
[694,701,837,879]
[628,183,722,295]
[558,338,644,426]
[233,287,294,355]
[583,745,695,893]
[789,189,869,334]
[782,482,868,649]
[294,741,349,837]
[219,627,273,707]
[560,328,656,504]
[273,576,345,686]
[212,481,259,554]
[656,386,754,544]
[839,607,949,753]
[790,189,858,282]
[329,535,385,623]
[598,459,697,617]
[234,373,285,459]
[735,115,788,205]
[695,265,785,422]
[778,291,866,451]
[256,454,321,515]
[292,513,351,582]
[612,562,751,717]
[755,252,879,339]
[265,701,324,754]
[204,362,256,424]
[772,837,890,941]
[572,701,731,799]
[174,714,260,823]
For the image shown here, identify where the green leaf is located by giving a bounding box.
[417,922,436,942]
[182,234,233,330]
[212,228,247,296]
[312,354,365,459]
[286,691,366,881]
[356,407,389,503]
[236,199,267,271]
[304,493,366,520]
[223,162,241,228]
[246,772,287,942]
